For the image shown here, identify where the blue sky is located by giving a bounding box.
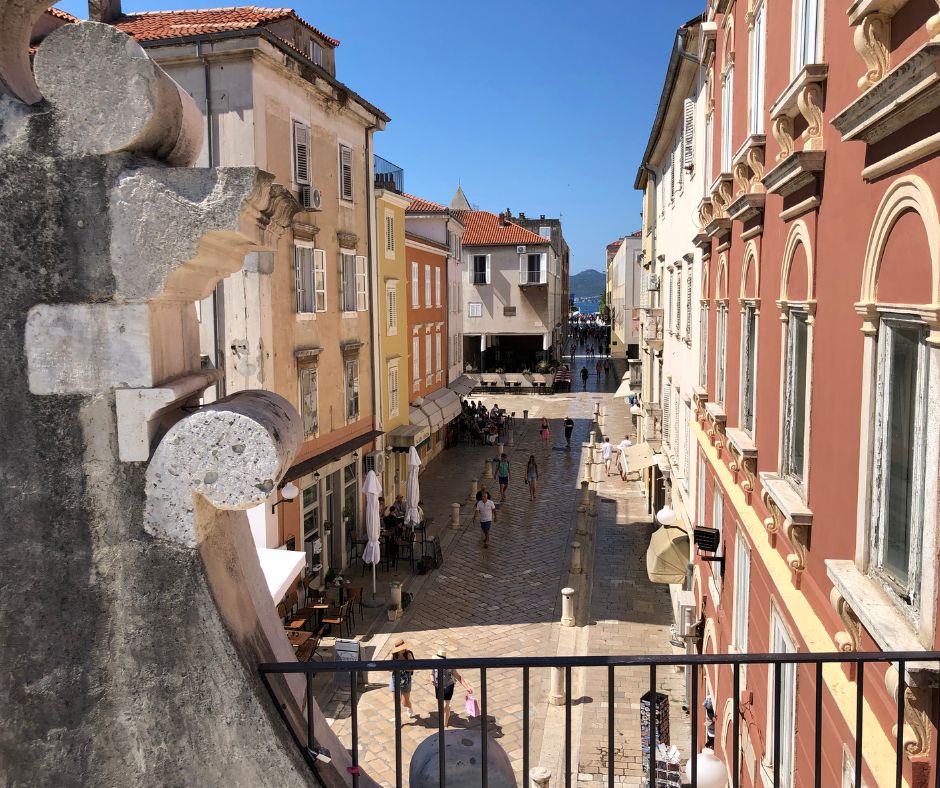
[55,0,703,273]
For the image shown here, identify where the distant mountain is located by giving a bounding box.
[569,269,606,300]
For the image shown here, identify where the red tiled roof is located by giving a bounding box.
[115,6,340,47]
[48,6,78,21]
[404,193,447,214]
[453,209,552,247]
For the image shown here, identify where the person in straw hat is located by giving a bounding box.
[429,646,473,727]
[390,639,417,718]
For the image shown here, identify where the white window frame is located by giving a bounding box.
[716,303,729,406]
[425,264,432,307]
[740,301,759,435]
[411,262,419,307]
[412,334,421,388]
[721,64,734,172]
[468,302,482,318]
[294,243,315,315]
[749,0,766,135]
[699,304,709,388]
[340,250,358,314]
[765,609,797,788]
[793,0,821,75]
[425,331,432,386]
[472,254,491,286]
[781,306,812,493]
[386,282,398,336]
[355,255,368,312]
[732,531,751,651]
[435,330,443,381]
[301,481,320,544]
[345,358,360,421]
[338,142,354,202]
[435,266,442,307]
[388,359,400,419]
[299,364,318,437]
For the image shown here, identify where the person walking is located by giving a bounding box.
[564,415,574,448]
[390,639,417,719]
[603,359,610,377]
[595,359,602,378]
[602,436,613,477]
[496,453,511,502]
[474,490,497,548]
[539,417,551,447]
[616,434,633,481]
[526,455,539,501]
[580,366,589,389]
[431,647,473,727]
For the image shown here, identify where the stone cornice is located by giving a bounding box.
[762,150,826,198]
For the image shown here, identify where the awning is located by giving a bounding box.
[646,526,691,585]
[257,546,307,601]
[386,422,430,449]
[614,379,632,399]
[448,374,478,396]
[426,388,462,423]
[283,429,382,483]
[620,442,658,473]
[410,402,443,432]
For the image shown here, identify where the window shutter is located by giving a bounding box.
[387,286,397,334]
[540,253,547,283]
[355,255,367,311]
[683,98,695,169]
[519,254,526,284]
[413,335,420,382]
[425,333,432,379]
[340,144,353,200]
[294,246,305,313]
[425,264,431,307]
[435,267,441,307]
[386,214,394,252]
[293,121,310,185]
[313,249,327,312]
[485,255,491,284]
[412,262,419,306]
[663,386,672,443]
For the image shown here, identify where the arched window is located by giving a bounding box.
[739,241,761,435]
[715,253,730,406]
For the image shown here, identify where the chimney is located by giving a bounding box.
[498,212,508,227]
[88,0,123,23]
[540,214,545,220]
[519,212,526,220]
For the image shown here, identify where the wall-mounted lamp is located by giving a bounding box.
[313,471,321,483]
[352,451,359,459]
[271,481,299,513]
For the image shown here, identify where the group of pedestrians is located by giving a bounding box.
[389,640,474,727]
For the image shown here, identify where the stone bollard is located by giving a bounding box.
[508,430,514,446]
[484,460,494,480]
[570,541,582,574]
[583,455,593,483]
[471,478,478,499]
[589,430,596,445]
[561,587,575,627]
[588,489,598,518]
[548,667,565,706]
[530,767,552,788]
[498,443,505,456]
[575,506,588,535]
[580,480,590,507]
[451,502,461,529]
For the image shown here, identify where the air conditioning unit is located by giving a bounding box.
[516,245,527,254]
[647,273,661,291]
[299,185,323,211]
[363,450,385,475]
[676,590,699,638]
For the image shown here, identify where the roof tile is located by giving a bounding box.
[453,209,552,247]
[404,193,447,214]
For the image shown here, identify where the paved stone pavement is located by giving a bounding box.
[314,356,690,787]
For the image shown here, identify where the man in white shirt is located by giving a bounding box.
[474,490,497,549]
[616,435,633,481]
[602,436,613,477]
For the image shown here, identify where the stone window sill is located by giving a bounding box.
[758,472,813,585]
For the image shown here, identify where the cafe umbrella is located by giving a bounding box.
[405,446,422,527]
[362,469,382,596]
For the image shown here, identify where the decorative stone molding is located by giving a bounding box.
[697,197,715,230]
[337,230,359,248]
[762,151,826,199]
[693,386,710,427]
[829,587,863,652]
[759,472,814,587]
[710,173,735,219]
[854,12,891,90]
[731,134,766,195]
[885,664,931,758]
[704,401,727,454]
[726,428,757,503]
[769,65,828,160]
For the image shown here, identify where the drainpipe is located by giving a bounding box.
[197,39,226,399]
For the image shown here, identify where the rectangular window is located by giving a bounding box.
[412,335,420,385]
[292,120,310,185]
[468,302,482,318]
[768,612,797,788]
[341,252,357,312]
[339,144,354,201]
[345,359,359,420]
[683,98,695,170]
[794,0,820,72]
[294,245,314,314]
[871,319,929,599]
[663,385,672,445]
[686,268,693,341]
[386,284,398,335]
[721,66,734,172]
[355,255,368,311]
[472,254,489,285]
[675,266,682,335]
[521,253,546,285]
[435,266,442,307]
[411,262,419,307]
[425,264,432,307]
[539,225,552,239]
[388,361,399,418]
[435,332,442,379]
[299,366,318,437]
[733,533,751,650]
[783,310,809,485]
[716,304,728,406]
[699,307,709,388]
[313,249,327,312]
[310,40,323,67]
[741,304,758,434]
[425,333,432,383]
[302,482,319,543]
[697,455,707,527]
[385,211,395,255]
[749,1,766,135]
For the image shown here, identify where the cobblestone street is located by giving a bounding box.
[316,359,689,787]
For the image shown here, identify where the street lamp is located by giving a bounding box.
[685,748,728,788]
[656,505,676,526]
[271,481,299,513]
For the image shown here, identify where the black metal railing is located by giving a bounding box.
[374,154,404,194]
[259,650,940,788]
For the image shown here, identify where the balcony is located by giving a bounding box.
[519,269,548,286]
[374,155,404,194]
[260,649,940,787]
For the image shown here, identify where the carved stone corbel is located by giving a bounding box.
[829,587,862,653]
[761,487,782,547]
[714,178,733,217]
[733,159,752,196]
[929,3,940,40]
[797,82,825,151]
[885,665,931,759]
[698,198,715,229]
[785,520,809,587]
[746,145,765,190]
[854,13,891,90]
[739,455,756,500]
[772,115,794,162]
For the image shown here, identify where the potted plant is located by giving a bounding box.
[536,359,550,373]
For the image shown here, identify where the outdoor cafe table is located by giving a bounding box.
[285,629,312,648]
